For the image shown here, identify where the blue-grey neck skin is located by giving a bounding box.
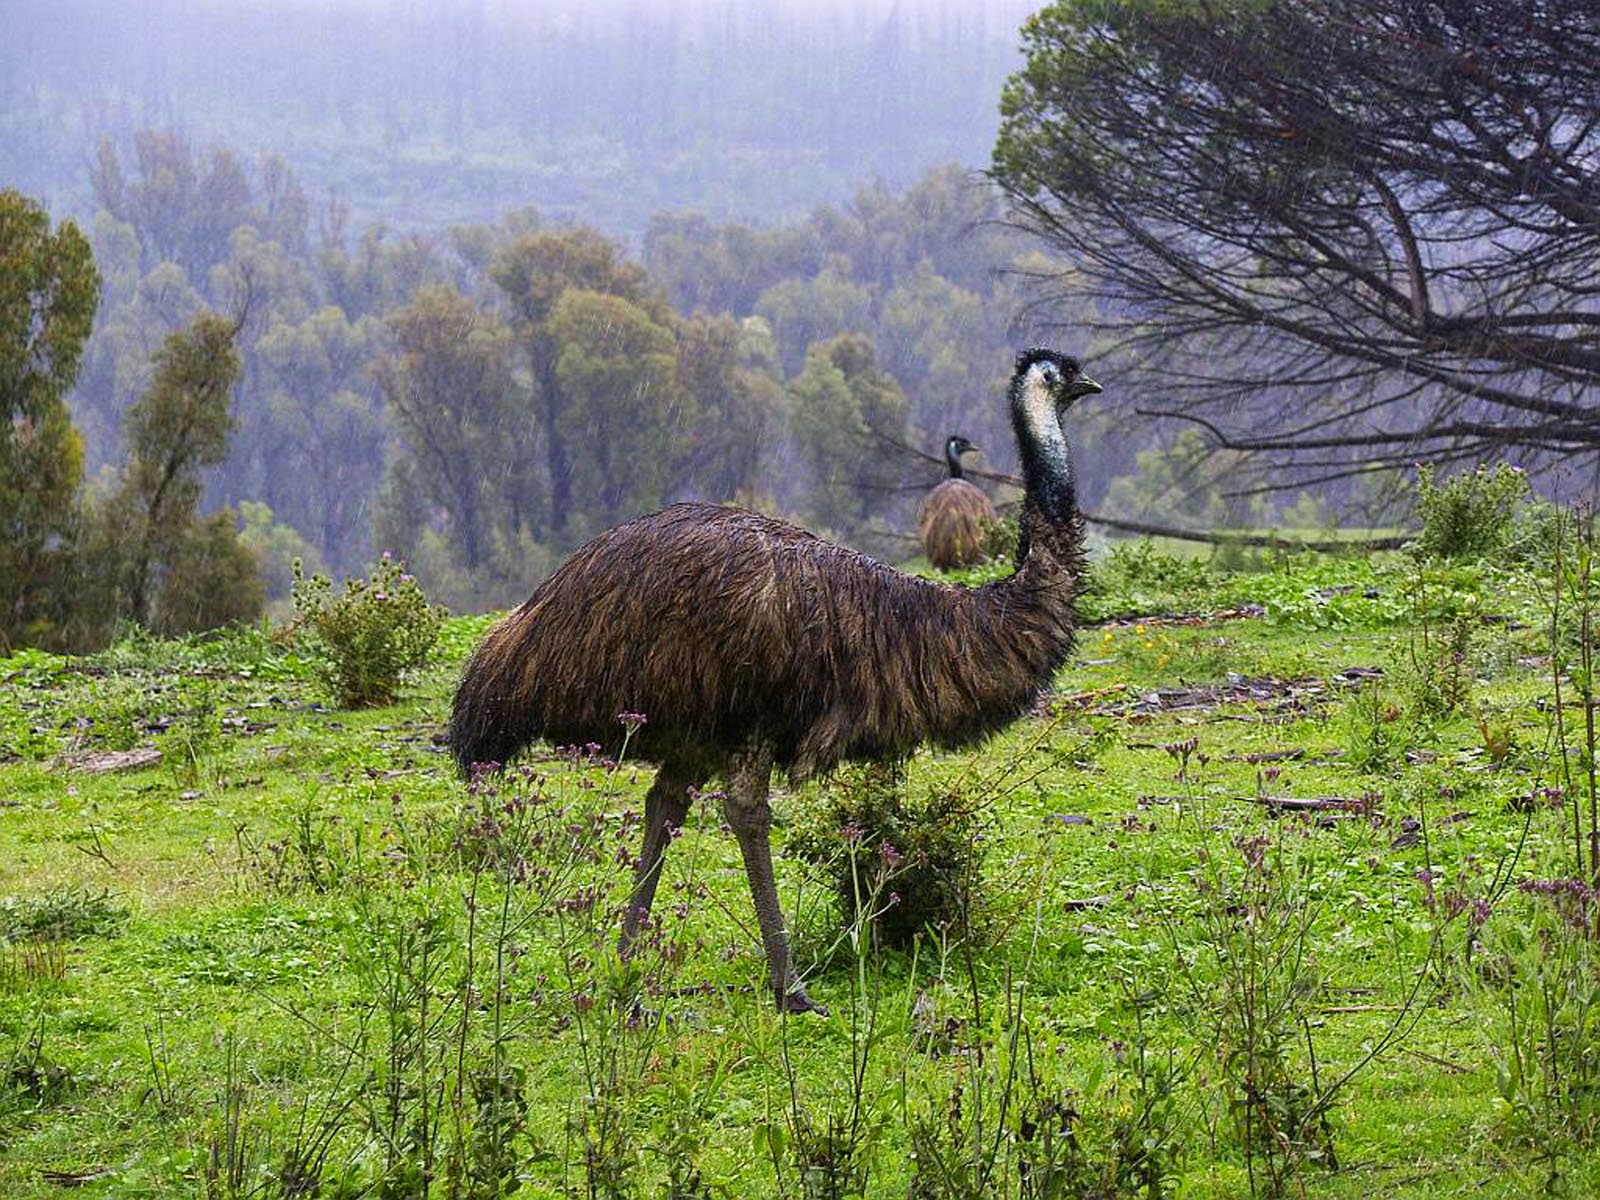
[944,437,965,479]
[1010,366,1077,531]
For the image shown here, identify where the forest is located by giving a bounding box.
[9,125,1305,653]
[5,143,1110,651]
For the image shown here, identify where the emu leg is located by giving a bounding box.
[722,747,826,1015]
[620,763,700,959]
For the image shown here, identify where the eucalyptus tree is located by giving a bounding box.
[0,190,98,649]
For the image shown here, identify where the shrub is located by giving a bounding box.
[1414,463,1530,560]
[787,763,988,948]
[0,887,126,942]
[1505,495,1577,567]
[290,554,444,707]
[979,510,1020,563]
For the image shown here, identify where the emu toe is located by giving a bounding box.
[778,984,829,1016]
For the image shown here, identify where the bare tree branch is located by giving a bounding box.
[992,0,1600,488]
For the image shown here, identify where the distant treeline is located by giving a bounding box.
[48,131,1123,615]
[9,125,1350,655]
[1,0,1033,235]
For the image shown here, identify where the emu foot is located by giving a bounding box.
[777,984,829,1017]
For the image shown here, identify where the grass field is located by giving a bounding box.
[2,542,1597,1198]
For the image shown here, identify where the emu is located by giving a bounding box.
[449,349,1098,1013]
[918,434,999,570]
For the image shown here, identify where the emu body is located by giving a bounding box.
[450,349,1098,1012]
[919,435,998,570]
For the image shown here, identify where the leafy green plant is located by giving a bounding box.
[3,1016,76,1111]
[1080,540,1215,623]
[159,678,224,789]
[1341,677,1411,774]
[979,511,1021,564]
[77,675,155,751]
[788,763,989,949]
[1400,609,1476,721]
[1172,817,1336,1196]
[1473,881,1600,1172]
[237,807,373,895]
[291,553,444,708]
[0,887,126,942]
[1414,462,1530,561]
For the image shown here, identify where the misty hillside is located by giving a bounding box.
[3,0,1036,236]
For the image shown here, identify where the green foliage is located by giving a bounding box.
[1082,539,1215,621]
[0,190,100,422]
[374,283,519,575]
[1415,463,1531,561]
[150,507,267,638]
[78,675,157,751]
[156,679,224,790]
[0,190,99,652]
[238,500,323,605]
[1475,883,1600,1158]
[787,333,910,538]
[3,1020,76,1111]
[491,226,675,548]
[755,255,874,378]
[548,287,686,535]
[0,887,126,943]
[1506,496,1576,567]
[1400,610,1477,721]
[673,312,784,504]
[252,306,387,570]
[67,312,263,649]
[979,510,1020,565]
[1342,677,1412,774]
[291,554,444,708]
[788,763,988,948]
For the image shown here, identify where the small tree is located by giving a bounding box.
[151,509,266,637]
[118,312,242,623]
[72,311,263,647]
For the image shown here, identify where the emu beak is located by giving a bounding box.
[1071,374,1102,399]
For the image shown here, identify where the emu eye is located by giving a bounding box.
[1039,363,1060,385]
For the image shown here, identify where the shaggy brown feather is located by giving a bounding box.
[450,499,1079,780]
[919,478,999,570]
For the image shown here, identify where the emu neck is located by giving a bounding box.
[944,442,964,480]
[1010,382,1079,570]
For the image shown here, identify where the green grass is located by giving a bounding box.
[0,548,1596,1198]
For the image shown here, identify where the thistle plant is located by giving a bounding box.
[291,553,444,707]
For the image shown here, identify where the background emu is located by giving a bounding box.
[450,349,1099,1013]
[919,434,998,570]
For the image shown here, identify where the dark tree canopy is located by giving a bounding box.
[993,0,1600,486]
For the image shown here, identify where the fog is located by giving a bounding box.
[3,0,1039,235]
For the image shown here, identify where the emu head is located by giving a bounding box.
[1013,348,1101,423]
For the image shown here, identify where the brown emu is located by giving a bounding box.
[918,434,999,570]
[449,349,1099,1013]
